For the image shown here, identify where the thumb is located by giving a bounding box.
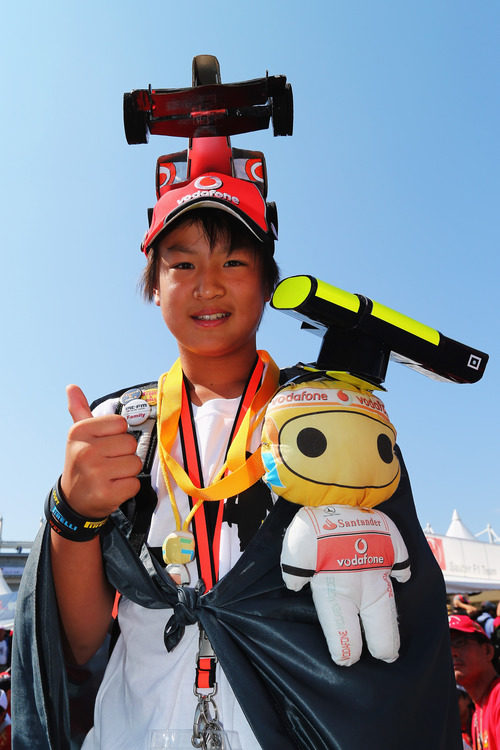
[66,384,93,423]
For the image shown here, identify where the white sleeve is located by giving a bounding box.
[92,396,120,417]
[385,515,411,583]
[281,508,318,591]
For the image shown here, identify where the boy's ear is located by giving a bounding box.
[263,280,272,304]
[153,289,160,306]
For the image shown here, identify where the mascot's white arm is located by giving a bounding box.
[281,505,411,666]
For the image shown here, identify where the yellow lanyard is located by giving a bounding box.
[157,350,279,531]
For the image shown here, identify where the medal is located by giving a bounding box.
[162,530,195,565]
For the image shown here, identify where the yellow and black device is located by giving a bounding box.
[271,275,488,386]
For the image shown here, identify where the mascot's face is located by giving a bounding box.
[261,379,400,508]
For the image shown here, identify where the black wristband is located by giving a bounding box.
[45,479,109,542]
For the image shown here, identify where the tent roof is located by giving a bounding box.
[445,509,476,540]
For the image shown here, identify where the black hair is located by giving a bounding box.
[140,208,280,301]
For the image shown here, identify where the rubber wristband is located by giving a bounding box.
[44,479,109,542]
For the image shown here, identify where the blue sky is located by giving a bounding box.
[1,1,498,542]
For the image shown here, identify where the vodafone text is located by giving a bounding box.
[177,190,240,206]
[354,395,388,417]
[336,553,386,567]
[274,391,328,405]
[338,630,351,660]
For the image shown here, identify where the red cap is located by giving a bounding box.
[142,173,277,254]
[449,615,488,638]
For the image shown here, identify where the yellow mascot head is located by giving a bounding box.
[261,378,400,508]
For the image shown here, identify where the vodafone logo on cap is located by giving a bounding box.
[176,175,241,210]
[193,175,223,190]
[159,164,176,187]
[245,159,264,183]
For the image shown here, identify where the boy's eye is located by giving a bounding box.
[224,259,246,267]
[172,262,194,270]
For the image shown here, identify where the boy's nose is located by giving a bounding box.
[194,271,224,298]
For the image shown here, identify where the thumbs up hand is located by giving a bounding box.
[60,385,142,519]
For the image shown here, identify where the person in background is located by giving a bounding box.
[457,684,474,749]
[477,602,497,638]
[0,689,11,749]
[450,615,500,750]
[0,632,9,672]
[452,595,481,619]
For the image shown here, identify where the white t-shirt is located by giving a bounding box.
[82,394,266,750]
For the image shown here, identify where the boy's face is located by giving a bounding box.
[154,219,269,363]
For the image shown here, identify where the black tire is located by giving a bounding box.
[192,55,221,86]
[123,93,149,144]
[272,83,294,136]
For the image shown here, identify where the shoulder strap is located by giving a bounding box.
[279,363,310,385]
[90,380,158,410]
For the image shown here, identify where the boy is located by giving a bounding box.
[13,172,462,749]
[55,188,279,747]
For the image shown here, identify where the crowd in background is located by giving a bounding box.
[0,628,12,748]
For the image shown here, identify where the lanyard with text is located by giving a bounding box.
[157,350,279,591]
[179,356,264,589]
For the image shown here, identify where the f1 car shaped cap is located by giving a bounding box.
[142,172,277,254]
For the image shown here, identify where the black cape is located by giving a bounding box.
[12,447,461,750]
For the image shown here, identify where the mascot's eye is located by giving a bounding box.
[296,427,327,458]
[377,434,393,464]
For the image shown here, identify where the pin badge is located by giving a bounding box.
[122,398,151,426]
[141,387,158,406]
[120,387,143,405]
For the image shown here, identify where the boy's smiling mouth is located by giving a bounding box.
[193,312,230,321]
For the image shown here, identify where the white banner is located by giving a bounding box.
[426,533,500,593]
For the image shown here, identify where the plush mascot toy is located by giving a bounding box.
[261,376,411,666]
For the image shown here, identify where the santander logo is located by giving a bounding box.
[323,519,337,530]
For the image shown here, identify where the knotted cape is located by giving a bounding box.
[12,444,461,749]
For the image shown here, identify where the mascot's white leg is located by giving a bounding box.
[359,571,400,663]
[310,572,364,666]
